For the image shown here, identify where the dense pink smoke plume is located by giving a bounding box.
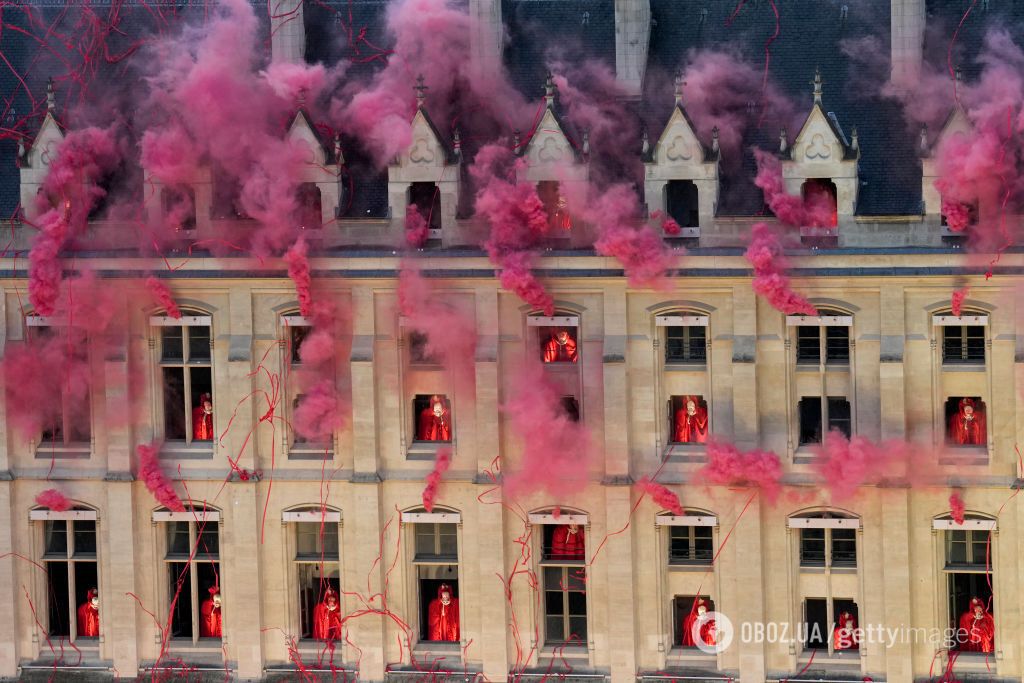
[812,431,932,502]
[753,149,836,228]
[29,127,120,316]
[637,477,683,515]
[950,491,966,525]
[35,489,72,512]
[421,446,452,512]
[586,185,678,289]
[941,196,972,233]
[502,362,593,499]
[289,308,349,442]
[138,442,185,512]
[397,267,477,390]
[145,277,182,319]
[405,205,429,248]
[745,223,817,315]
[951,286,970,316]
[677,50,799,167]
[285,238,313,317]
[699,441,783,503]
[470,144,555,314]
[650,210,682,236]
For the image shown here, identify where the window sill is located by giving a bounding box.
[407,441,451,460]
[797,649,861,665]
[664,362,707,371]
[288,445,334,461]
[668,561,714,572]
[413,641,460,653]
[663,443,706,463]
[939,447,989,466]
[941,363,986,372]
[539,558,586,567]
[160,443,215,460]
[666,646,716,660]
[948,651,998,669]
[166,638,223,652]
[540,644,589,658]
[793,447,819,465]
[34,444,91,459]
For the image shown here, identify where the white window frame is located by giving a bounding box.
[655,315,709,327]
[284,508,343,643]
[527,315,579,327]
[34,511,99,642]
[157,509,221,645]
[151,313,214,449]
[403,510,463,647]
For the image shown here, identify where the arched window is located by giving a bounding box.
[528,508,588,646]
[801,178,837,228]
[297,183,322,230]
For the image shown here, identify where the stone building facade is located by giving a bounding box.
[1,1,1023,683]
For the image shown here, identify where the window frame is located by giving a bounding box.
[156,508,222,644]
[529,513,590,648]
[26,316,93,453]
[543,565,588,646]
[936,516,996,652]
[401,509,463,646]
[787,312,851,366]
[150,312,214,451]
[797,396,852,445]
[284,508,343,643]
[280,315,335,458]
[789,514,860,570]
[33,510,99,642]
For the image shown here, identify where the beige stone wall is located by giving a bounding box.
[0,256,1022,683]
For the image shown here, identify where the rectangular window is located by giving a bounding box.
[164,518,221,641]
[799,528,826,567]
[560,396,580,423]
[41,519,98,640]
[409,182,441,231]
[799,526,857,568]
[670,395,709,444]
[543,566,587,645]
[796,326,849,364]
[946,529,988,568]
[30,324,91,448]
[288,324,310,366]
[831,529,857,567]
[292,520,341,640]
[947,574,994,652]
[796,327,821,364]
[827,397,852,438]
[943,326,985,364]
[157,318,213,446]
[825,326,850,363]
[665,325,706,364]
[413,395,452,443]
[669,526,713,565]
[804,598,829,650]
[798,398,822,445]
[411,522,460,643]
[945,397,987,447]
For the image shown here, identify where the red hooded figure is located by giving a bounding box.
[832,611,859,650]
[192,393,214,441]
[552,196,572,232]
[417,395,451,441]
[682,597,715,647]
[427,583,459,641]
[77,588,100,637]
[543,329,578,363]
[550,523,585,559]
[949,398,986,446]
[673,396,709,444]
[200,586,223,637]
[312,587,342,641]
[959,596,995,653]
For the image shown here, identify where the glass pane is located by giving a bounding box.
[825,326,850,363]
[168,562,193,638]
[971,537,989,565]
[46,561,70,636]
[167,522,191,557]
[800,528,826,565]
[197,524,219,558]
[948,536,967,565]
[567,591,587,615]
[545,616,565,642]
[543,566,563,588]
[831,529,857,567]
[188,326,211,362]
[290,326,309,365]
[44,521,68,556]
[414,525,435,557]
[545,590,564,615]
[437,524,458,557]
[694,528,714,561]
[161,327,184,362]
[569,616,588,642]
[73,520,97,556]
[162,367,187,440]
[566,568,586,592]
[796,327,821,363]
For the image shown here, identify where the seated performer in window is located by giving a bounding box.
[77,588,100,637]
[673,396,709,444]
[543,329,578,363]
[949,398,985,446]
[832,611,859,650]
[550,523,585,560]
[417,395,451,441]
[193,393,214,441]
[313,587,342,641]
[427,583,460,641]
[959,597,995,653]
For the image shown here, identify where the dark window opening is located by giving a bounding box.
[31,325,91,446]
[540,326,579,363]
[798,397,851,445]
[167,561,194,638]
[665,180,699,229]
[831,528,857,567]
[826,326,850,363]
[210,169,249,219]
[796,326,821,364]
[409,331,440,365]
[941,200,978,230]
[298,569,341,640]
[418,576,460,642]
[45,561,71,637]
[793,316,849,365]
[560,396,580,423]
[801,178,838,228]
[288,325,310,365]
[828,398,852,439]
[800,528,826,567]
[804,598,829,650]
[537,180,571,233]
[162,186,196,232]
[413,395,452,442]
[945,397,986,447]
[669,525,713,565]
[409,182,441,230]
[947,574,994,652]
[674,595,715,648]
[946,528,989,569]
[87,160,133,221]
[833,600,859,651]
[297,183,323,230]
[665,325,706,364]
[943,326,985,364]
[543,566,587,645]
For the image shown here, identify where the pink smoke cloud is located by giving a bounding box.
[470,144,555,315]
[753,149,836,228]
[285,237,313,317]
[650,210,682,236]
[811,430,933,502]
[290,319,349,442]
[502,362,593,499]
[421,446,452,512]
[637,477,683,515]
[145,277,181,319]
[951,286,970,316]
[950,491,966,525]
[405,205,429,248]
[698,441,783,503]
[35,488,72,512]
[745,223,817,315]
[138,442,185,512]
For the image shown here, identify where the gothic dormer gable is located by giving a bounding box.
[396,107,454,169]
[26,111,65,170]
[926,106,971,158]
[524,106,580,169]
[791,105,854,164]
[287,110,328,167]
[653,106,707,166]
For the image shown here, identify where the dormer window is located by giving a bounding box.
[537,180,571,232]
[409,182,441,230]
[801,179,838,228]
[162,186,196,232]
[665,180,699,229]
[297,183,322,230]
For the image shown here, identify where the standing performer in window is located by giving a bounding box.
[417,395,451,441]
[949,398,985,446]
[543,329,578,363]
[959,597,995,652]
[832,611,859,650]
[313,587,342,641]
[193,393,214,441]
[200,586,223,637]
[673,396,709,443]
[427,584,460,641]
[77,588,100,637]
[551,523,585,559]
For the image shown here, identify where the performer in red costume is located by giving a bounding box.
[200,586,223,637]
[949,398,985,446]
[682,597,715,647]
[552,196,572,231]
[673,396,709,443]
[417,395,451,441]
[192,393,214,441]
[550,523,585,559]
[543,329,578,363]
[77,588,100,637]
[312,587,342,641]
[803,180,838,227]
[427,584,460,641]
[832,611,859,650]
[959,597,995,653]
